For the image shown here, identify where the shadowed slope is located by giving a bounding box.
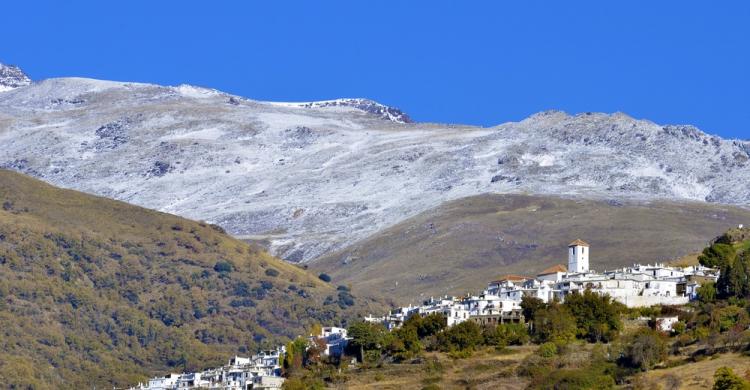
[311,193,750,304]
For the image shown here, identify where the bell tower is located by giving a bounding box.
[568,239,590,273]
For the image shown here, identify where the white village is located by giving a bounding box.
[130,239,719,389]
[365,240,717,329]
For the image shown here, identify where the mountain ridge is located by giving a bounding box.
[0,64,748,264]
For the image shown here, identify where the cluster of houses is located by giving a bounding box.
[129,327,351,390]
[365,239,718,330]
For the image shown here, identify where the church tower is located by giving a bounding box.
[568,239,590,273]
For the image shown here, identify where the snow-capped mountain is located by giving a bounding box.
[0,63,31,92]
[0,70,748,262]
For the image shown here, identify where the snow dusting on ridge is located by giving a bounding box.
[0,74,748,263]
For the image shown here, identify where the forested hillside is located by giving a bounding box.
[0,169,380,389]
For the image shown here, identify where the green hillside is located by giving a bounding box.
[311,193,750,303]
[0,169,381,389]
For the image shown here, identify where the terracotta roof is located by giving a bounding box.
[568,239,590,247]
[537,264,568,275]
[491,274,530,283]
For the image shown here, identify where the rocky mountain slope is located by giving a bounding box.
[310,193,750,303]
[0,63,31,92]
[0,64,748,264]
[0,169,379,389]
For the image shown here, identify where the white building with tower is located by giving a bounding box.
[365,238,720,330]
[568,239,590,273]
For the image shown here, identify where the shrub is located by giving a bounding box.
[496,322,530,346]
[337,290,355,308]
[537,342,558,358]
[713,366,750,390]
[318,273,332,282]
[618,328,667,371]
[213,261,233,273]
[484,322,529,347]
[672,320,687,335]
[264,268,280,277]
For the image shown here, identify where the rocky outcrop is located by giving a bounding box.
[0,63,31,91]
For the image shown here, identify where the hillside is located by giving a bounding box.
[0,169,381,389]
[1,67,749,263]
[310,193,750,303]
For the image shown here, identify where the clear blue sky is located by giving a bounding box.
[2,1,748,138]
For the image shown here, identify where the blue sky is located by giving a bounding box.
[2,1,748,138]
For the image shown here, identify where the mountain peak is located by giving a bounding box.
[0,63,31,92]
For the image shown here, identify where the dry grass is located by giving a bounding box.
[637,353,750,389]
[344,346,535,389]
[312,193,750,303]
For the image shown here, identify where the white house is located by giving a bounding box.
[655,316,680,333]
[312,326,350,357]
[145,374,180,390]
[130,347,286,390]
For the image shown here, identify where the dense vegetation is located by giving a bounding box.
[0,170,380,389]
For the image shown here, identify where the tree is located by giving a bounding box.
[521,296,545,324]
[493,323,530,346]
[416,313,447,338]
[698,282,718,303]
[618,328,667,371]
[283,337,309,374]
[318,273,332,282]
[305,337,328,366]
[717,253,750,299]
[347,321,389,362]
[699,243,736,268]
[436,321,483,352]
[532,303,577,344]
[563,289,623,342]
[387,325,422,360]
[713,367,750,390]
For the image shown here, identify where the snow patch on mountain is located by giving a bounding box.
[174,84,221,99]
